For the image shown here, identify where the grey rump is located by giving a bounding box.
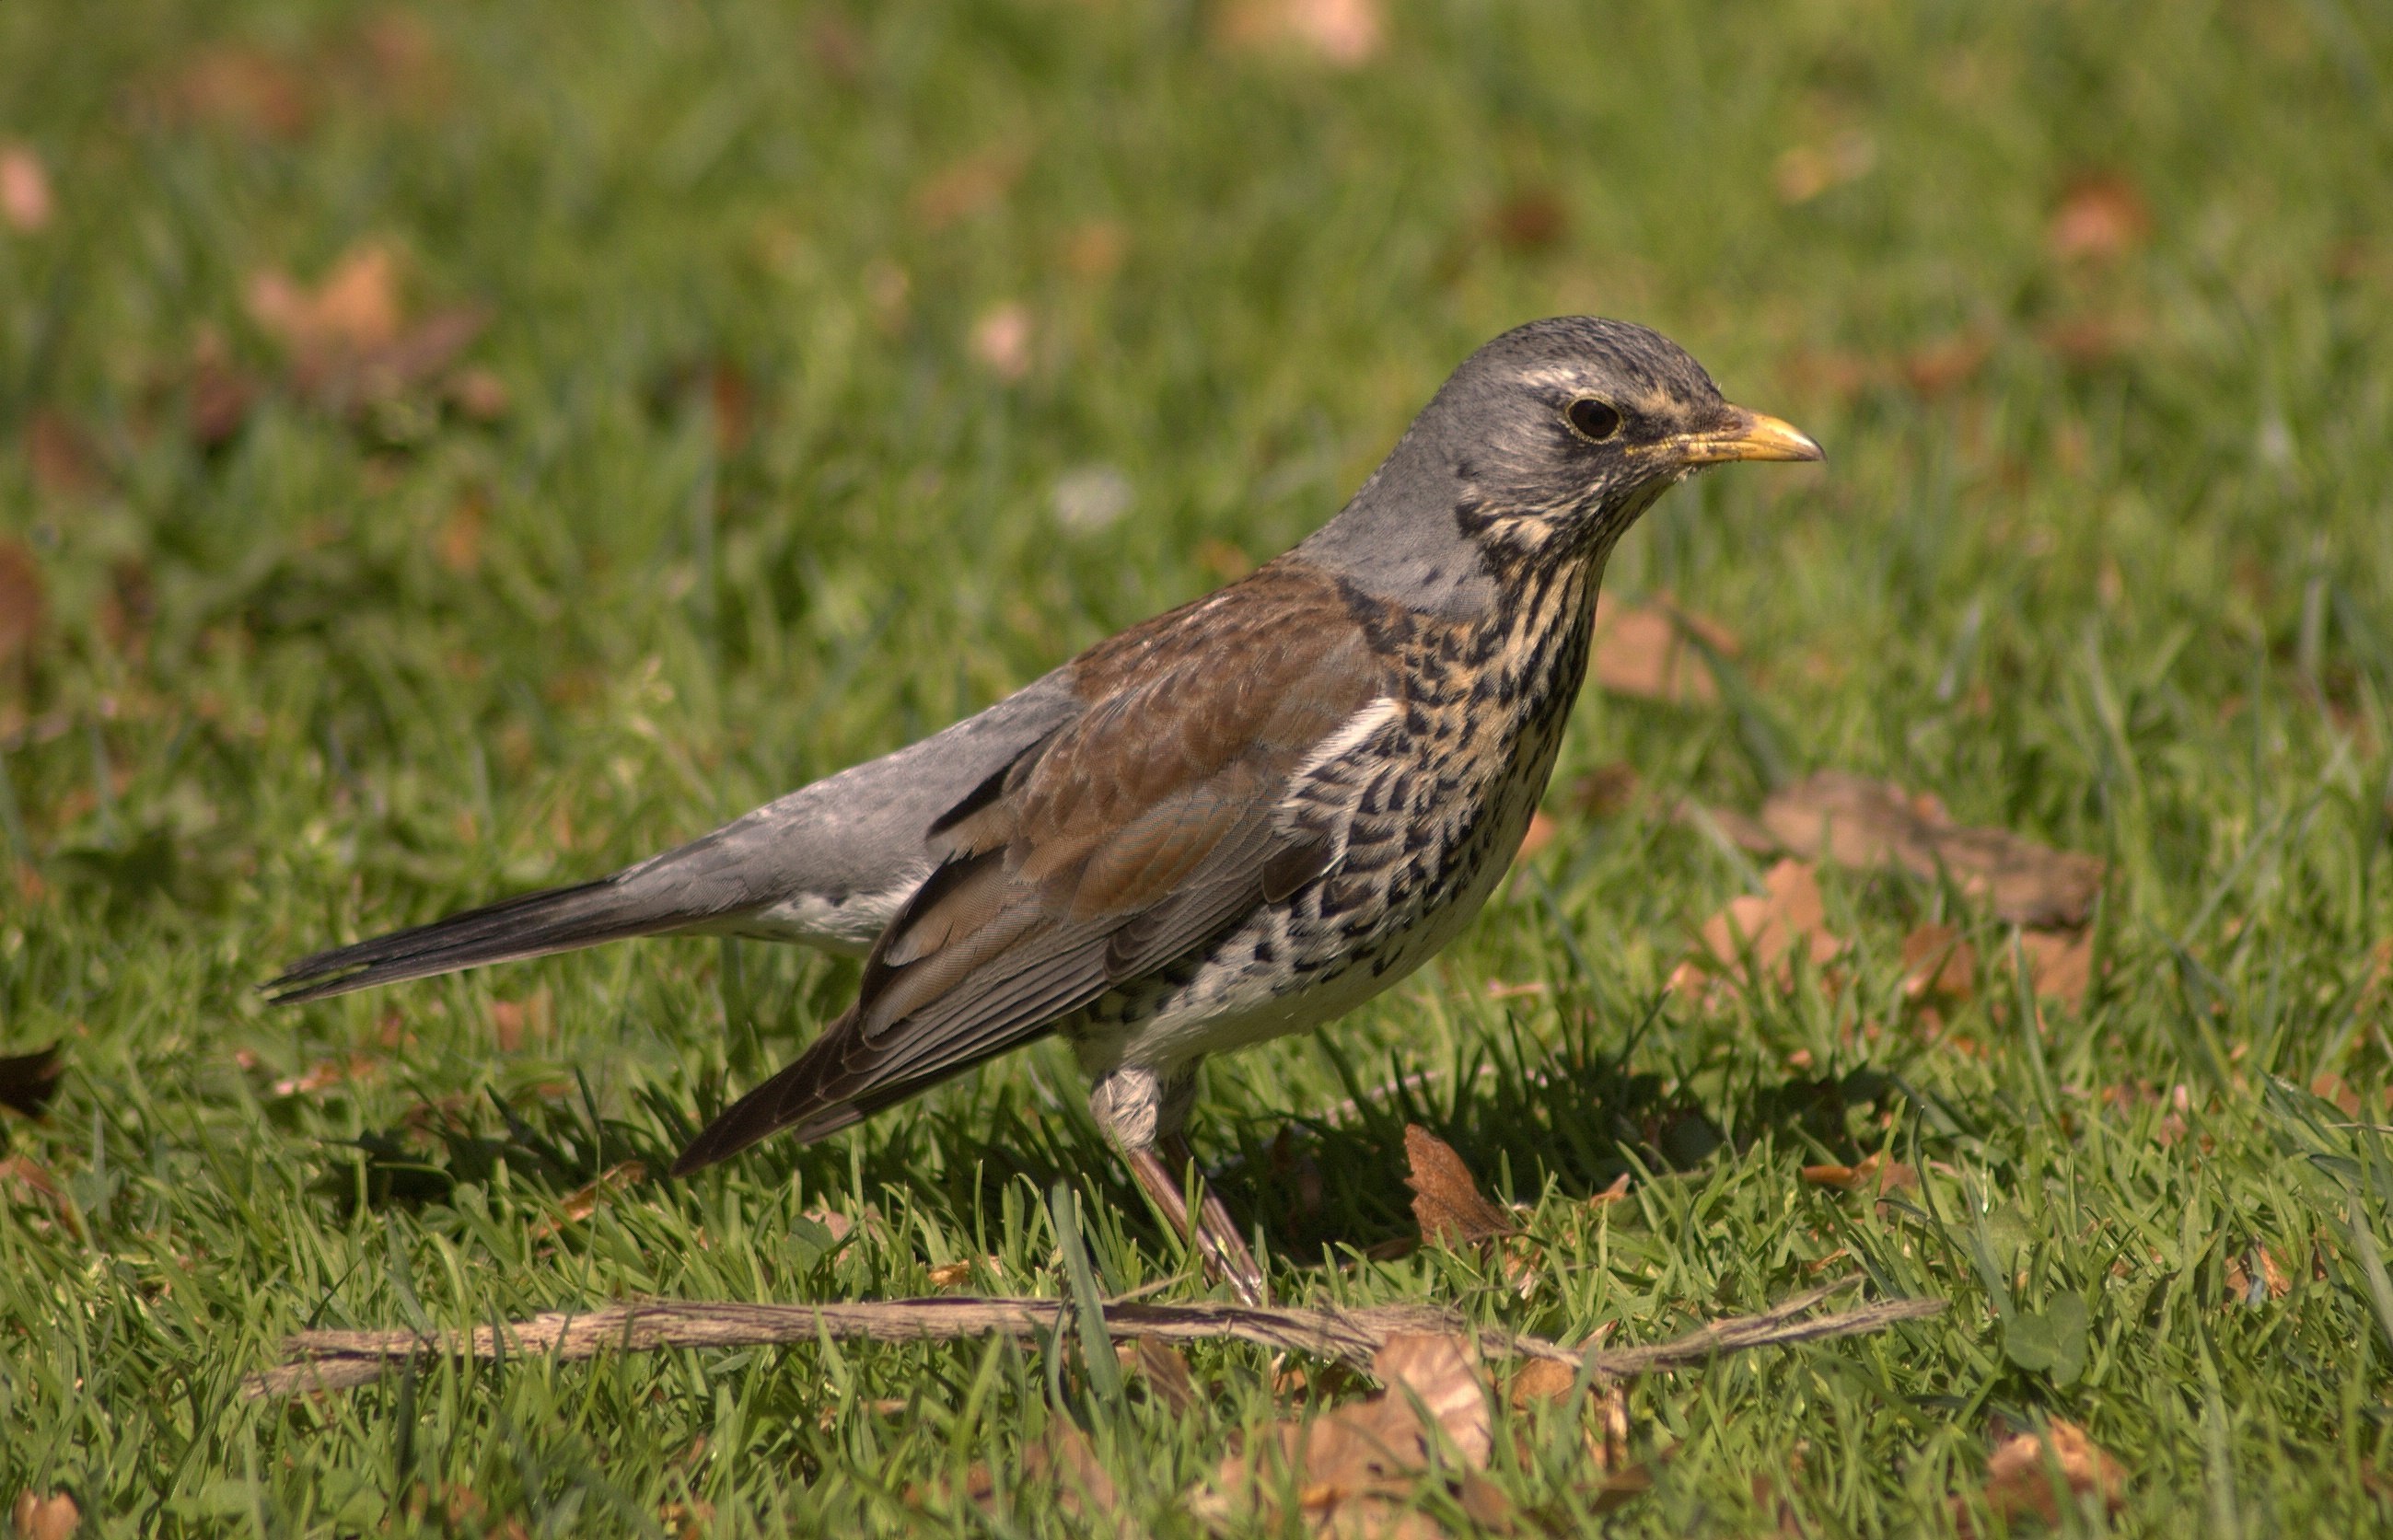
[268,316,1820,1296]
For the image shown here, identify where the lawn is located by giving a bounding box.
[5,0,2393,1534]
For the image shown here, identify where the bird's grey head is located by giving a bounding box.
[1298,316,1821,612]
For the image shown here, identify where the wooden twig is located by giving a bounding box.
[245,1277,1942,1399]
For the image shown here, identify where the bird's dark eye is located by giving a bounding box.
[1566,397,1622,442]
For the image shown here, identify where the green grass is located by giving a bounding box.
[6,0,2393,1533]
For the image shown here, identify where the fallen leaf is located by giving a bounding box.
[0,145,52,233]
[1755,770,2104,926]
[1119,1337,1201,1415]
[1403,1125,1516,1247]
[1214,0,1386,67]
[1569,763,1639,818]
[158,46,316,139]
[25,412,102,499]
[1964,1419,2126,1534]
[1592,596,1737,704]
[801,1206,855,1245]
[925,1259,974,1290]
[10,1490,77,1540]
[437,495,487,576]
[0,539,46,675]
[249,243,403,354]
[1899,923,1977,1003]
[1196,538,1254,583]
[2014,928,2093,1011]
[0,1044,63,1118]
[2048,175,2149,264]
[444,365,510,422]
[271,1054,379,1097]
[185,329,259,446]
[2224,1245,2292,1306]
[1200,1332,1488,1538]
[1023,1422,1120,1519]
[1488,190,1566,252]
[912,145,1028,229]
[1798,1152,1917,1194]
[245,242,492,414]
[1669,859,1843,998]
[1513,809,1557,863]
[532,1161,646,1239]
[0,1156,78,1237]
[1375,1333,1493,1465]
[1772,131,1876,203]
[1900,331,1992,396]
[1063,219,1128,279]
[488,988,552,1052]
[970,302,1033,381]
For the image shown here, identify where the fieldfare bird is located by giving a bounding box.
[268,317,1820,1300]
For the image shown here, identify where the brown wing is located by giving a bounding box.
[671,563,1392,1173]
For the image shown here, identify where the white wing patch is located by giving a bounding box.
[1286,694,1402,792]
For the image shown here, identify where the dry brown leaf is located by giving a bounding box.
[925,1260,974,1290]
[1062,219,1128,280]
[1591,596,1737,704]
[1506,1357,1577,1407]
[533,1161,646,1239]
[1569,763,1639,818]
[1513,809,1557,864]
[1900,331,1992,396]
[488,988,552,1052]
[0,1044,63,1118]
[1214,0,1385,67]
[0,1156,77,1238]
[25,412,102,499]
[0,145,52,234]
[1203,1332,1488,1538]
[2048,175,2149,264]
[1375,1333,1493,1466]
[1120,1337,1201,1415]
[1772,131,1876,203]
[1757,771,2104,926]
[249,244,403,355]
[1024,1423,1120,1519]
[161,47,316,139]
[245,242,491,413]
[11,1490,78,1540]
[0,540,45,676]
[1798,1152,1917,1195]
[185,329,259,446]
[1964,1419,2127,1533]
[1488,190,1566,252]
[271,1053,379,1097]
[912,146,1028,229]
[1900,923,1977,1003]
[2224,1245,2293,1305]
[1403,1126,1516,1248]
[1669,859,1843,999]
[970,302,1033,381]
[2015,929,2093,1011]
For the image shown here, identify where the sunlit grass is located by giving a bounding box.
[4,0,2393,1533]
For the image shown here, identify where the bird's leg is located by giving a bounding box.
[1122,1141,1267,1306]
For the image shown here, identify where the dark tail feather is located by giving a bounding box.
[669,1012,1054,1175]
[262,876,680,1004]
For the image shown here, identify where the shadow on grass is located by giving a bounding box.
[317,997,1930,1279]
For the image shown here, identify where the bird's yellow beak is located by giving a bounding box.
[1671,407,1825,466]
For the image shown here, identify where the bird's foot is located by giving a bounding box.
[1124,1140,1268,1306]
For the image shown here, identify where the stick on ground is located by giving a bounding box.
[246,1277,1942,1398]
